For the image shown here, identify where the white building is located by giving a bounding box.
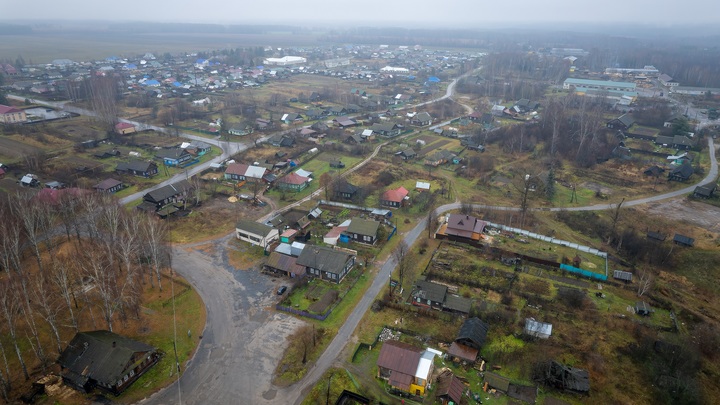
[380,66,409,73]
[324,58,351,68]
[263,56,307,66]
[235,220,279,249]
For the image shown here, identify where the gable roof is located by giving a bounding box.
[346,218,380,237]
[94,178,122,190]
[377,340,424,381]
[0,105,23,114]
[144,179,192,204]
[336,181,360,194]
[415,280,447,303]
[236,219,276,238]
[381,186,409,203]
[456,317,489,349]
[279,172,310,185]
[436,372,465,403]
[58,330,156,387]
[116,160,156,173]
[447,341,478,362]
[414,112,432,122]
[616,113,635,127]
[669,163,693,179]
[265,252,305,276]
[155,147,189,160]
[225,162,249,176]
[446,214,486,238]
[296,245,353,275]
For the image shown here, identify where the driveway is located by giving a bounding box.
[141,237,304,405]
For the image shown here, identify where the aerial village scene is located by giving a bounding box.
[0,2,719,405]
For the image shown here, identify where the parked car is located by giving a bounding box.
[277,286,287,295]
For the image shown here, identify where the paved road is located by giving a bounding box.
[13,80,718,405]
[7,94,253,205]
[281,138,718,404]
[140,239,304,405]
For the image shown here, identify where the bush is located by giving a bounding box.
[557,287,586,309]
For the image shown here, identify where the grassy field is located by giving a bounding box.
[115,274,207,404]
[2,31,324,64]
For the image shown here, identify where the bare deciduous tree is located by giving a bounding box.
[637,268,654,297]
[143,215,168,291]
[50,258,78,332]
[0,280,29,380]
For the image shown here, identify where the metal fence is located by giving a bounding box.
[485,221,607,258]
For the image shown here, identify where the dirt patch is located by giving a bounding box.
[309,290,338,313]
[52,121,104,141]
[646,199,720,234]
[129,132,181,148]
[168,194,270,244]
[0,136,43,159]
[580,181,613,196]
[416,135,439,144]
[419,139,451,156]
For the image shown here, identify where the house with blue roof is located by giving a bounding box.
[143,79,161,87]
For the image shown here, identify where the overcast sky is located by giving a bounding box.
[3,0,719,26]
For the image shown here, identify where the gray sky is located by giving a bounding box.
[4,0,719,26]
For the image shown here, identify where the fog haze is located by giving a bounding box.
[4,0,719,27]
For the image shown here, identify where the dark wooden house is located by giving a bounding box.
[57,330,160,395]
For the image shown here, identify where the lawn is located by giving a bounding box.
[116,275,206,404]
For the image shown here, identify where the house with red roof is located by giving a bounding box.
[377,340,437,397]
[380,186,409,208]
[0,104,27,124]
[114,122,136,135]
[277,172,310,191]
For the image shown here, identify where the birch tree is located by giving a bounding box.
[0,280,29,380]
[143,215,168,291]
[50,258,78,332]
[32,271,63,354]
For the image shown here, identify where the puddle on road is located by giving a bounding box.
[262,389,277,400]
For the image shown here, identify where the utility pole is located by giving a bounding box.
[520,174,531,228]
[326,372,334,405]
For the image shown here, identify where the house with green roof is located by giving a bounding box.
[344,218,380,245]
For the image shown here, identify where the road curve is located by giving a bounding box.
[11,84,717,405]
[283,137,718,404]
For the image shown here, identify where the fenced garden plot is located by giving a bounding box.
[278,268,364,319]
